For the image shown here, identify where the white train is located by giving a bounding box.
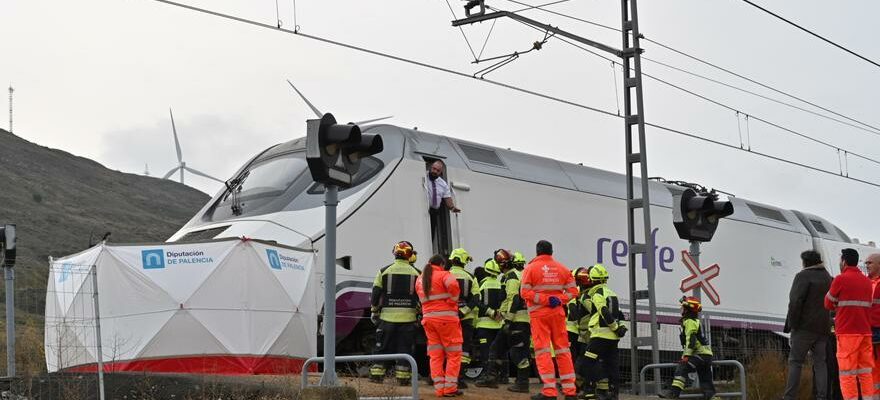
[168,123,878,353]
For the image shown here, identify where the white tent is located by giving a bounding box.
[45,238,318,374]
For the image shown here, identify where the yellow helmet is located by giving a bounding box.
[484,259,502,275]
[449,248,472,265]
[512,251,526,266]
[588,263,609,283]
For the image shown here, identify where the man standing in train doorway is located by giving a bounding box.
[825,248,874,400]
[426,160,460,256]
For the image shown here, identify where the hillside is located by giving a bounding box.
[0,128,210,304]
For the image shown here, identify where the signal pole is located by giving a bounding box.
[452,0,660,393]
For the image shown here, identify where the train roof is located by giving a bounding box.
[370,124,860,243]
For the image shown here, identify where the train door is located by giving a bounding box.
[424,157,454,257]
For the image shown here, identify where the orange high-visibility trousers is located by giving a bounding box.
[837,335,874,400]
[423,318,463,397]
[873,341,880,395]
[531,311,577,397]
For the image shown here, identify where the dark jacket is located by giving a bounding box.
[784,264,833,335]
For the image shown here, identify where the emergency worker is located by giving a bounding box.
[474,250,508,386]
[660,296,716,399]
[825,248,873,400]
[866,253,880,392]
[578,264,627,400]
[447,248,481,387]
[521,240,579,400]
[477,249,529,389]
[370,241,422,384]
[416,255,464,397]
[567,267,590,357]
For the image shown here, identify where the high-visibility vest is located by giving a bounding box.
[501,269,530,323]
[476,274,504,329]
[450,266,480,321]
[371,259,420,323]
[587,284,625,341]
[680,316,712,356]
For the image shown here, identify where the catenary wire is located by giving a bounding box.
[740,0,880,69]
[444,0,479,61]
[498,0,880,135]
[500,12,880,167]
[144,0,880,189]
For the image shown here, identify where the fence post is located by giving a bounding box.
[91,266,105,400]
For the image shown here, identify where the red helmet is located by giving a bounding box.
[392,241,414,260]
[680,296,702,313]
[573,267,591,287]
[494,249,512,266]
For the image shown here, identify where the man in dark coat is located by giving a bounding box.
[782,250,833,400]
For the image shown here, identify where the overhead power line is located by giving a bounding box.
[500,11,880,168]
[740,0,880,69]
[499,0,880,135]
[145,0,880,190]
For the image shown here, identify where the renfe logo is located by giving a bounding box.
[596,228,676,272]
[266,249,306,271]
[267,249,282,270]
[142,249,165,269]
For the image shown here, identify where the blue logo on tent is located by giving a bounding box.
[142,249,165,269]
[267,249,282,270]
[58,263,73,283]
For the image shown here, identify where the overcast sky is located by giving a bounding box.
[1,0,878,242]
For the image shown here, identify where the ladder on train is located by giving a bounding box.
[620,0,661,393]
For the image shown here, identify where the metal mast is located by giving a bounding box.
[8,86,13,133]
[452,0,660,392]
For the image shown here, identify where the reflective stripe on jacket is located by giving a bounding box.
[476,274,504,329]
[825,266,872,335]
[588,284,624,340]
[520,254,578,317]
[371,259,421,323]
[450,266,481,321]
[417,264,461,322]
[871,276,880,328]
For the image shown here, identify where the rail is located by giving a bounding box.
[302,354,419,400]
[639,360,746,400]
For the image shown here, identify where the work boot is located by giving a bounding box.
[457,379,468,389]
[659,389,680,399]
[443,389,464,397]
[369,375,383,384]
[475,363,499,388]
[397,378,411,386]
[530,393,556,400]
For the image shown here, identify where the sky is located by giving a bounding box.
[1,0,879,242]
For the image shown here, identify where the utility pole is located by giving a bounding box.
[8,86,13,133]
[452,0,660,393]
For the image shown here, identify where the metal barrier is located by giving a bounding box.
[639,360,746,400]
[301,354,420,400]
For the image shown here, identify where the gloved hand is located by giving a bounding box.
[370,313,380,325]
[679,355,690,365]
[614,325,628,338]
[548,296,562,308]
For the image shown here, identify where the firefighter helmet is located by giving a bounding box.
[680,296,702,313]
[408,250,418,264]
[574,267,592,287]
[588,263,609,283]
[484,259,502,275]
[494,249,512,266]
[512,251,526,268]
[392,241,414,260]
[449,248,472,265]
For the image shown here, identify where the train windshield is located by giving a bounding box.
[203,128,400,222]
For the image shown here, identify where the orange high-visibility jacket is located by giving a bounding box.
[825,266,872,335]
[416,264,461,321]
[520,254,578,317]
[870,276,880,328]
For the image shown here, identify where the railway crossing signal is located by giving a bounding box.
[305,113,383,188]
[672,188,734,242]
[679,250,721,305]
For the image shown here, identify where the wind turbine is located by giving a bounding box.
[162,109,224,185]
[285,80,393,125]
